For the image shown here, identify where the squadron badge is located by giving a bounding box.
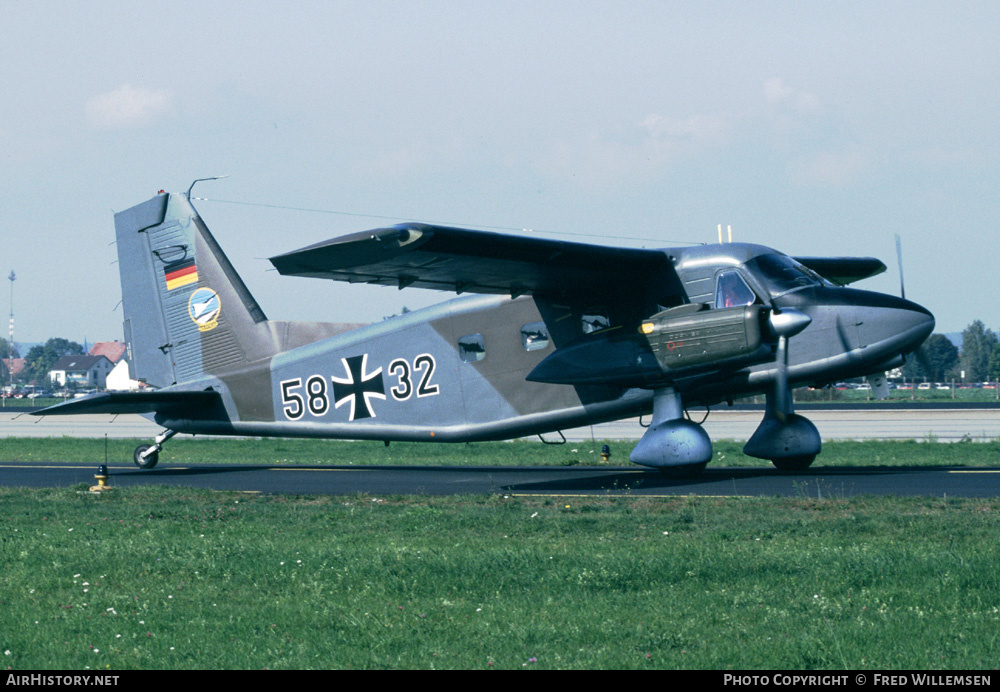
[188,287,221,332]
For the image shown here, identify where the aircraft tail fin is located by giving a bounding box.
[115,193,272,389]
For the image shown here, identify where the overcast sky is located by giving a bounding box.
[2,0,998,346]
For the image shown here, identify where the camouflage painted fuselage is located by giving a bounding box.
[47,191,934,456]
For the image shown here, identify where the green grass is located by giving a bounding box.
[3,437,999,669]
[1,487,998,669]
[3,436,1000,468]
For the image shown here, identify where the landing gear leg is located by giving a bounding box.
[133,429,177,470]
[630,387,712,476]
[743,391,821,472]
[743,315,821,472]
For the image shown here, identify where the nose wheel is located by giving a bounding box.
[769,454,817,472]
[743,392,821,472]
[133,429,177,469]
[133,444,159,469]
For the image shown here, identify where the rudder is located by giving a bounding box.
[115,193,269,388]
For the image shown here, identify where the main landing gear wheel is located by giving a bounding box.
[770,455,816,472]
[630,388,713,477]
[133,444,159,469]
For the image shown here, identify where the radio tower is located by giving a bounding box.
[7,270,14,397]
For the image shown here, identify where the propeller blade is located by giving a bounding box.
[774,335,791,420]
[910,341,934,380]
[895,234,906,300]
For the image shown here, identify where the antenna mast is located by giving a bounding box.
[6,270,14,397]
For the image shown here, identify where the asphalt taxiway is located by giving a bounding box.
[2,461,999,499]
[3,405,999,497]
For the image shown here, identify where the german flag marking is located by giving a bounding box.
[165,260,198,290]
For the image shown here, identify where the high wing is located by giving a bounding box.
[270,223,686,308]
[793,256,886,286]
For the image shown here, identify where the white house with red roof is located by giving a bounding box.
[87,341,145,391]
[88,341,127,363]
[49,355,114,388]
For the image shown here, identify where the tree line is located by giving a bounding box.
[2,337,84,386]
[901,320,1000,383]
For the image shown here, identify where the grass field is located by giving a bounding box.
[797,386,1000,404]
[1,484,998,670]
[2,436,999,670]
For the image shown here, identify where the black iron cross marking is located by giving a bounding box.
[332,354,386,421]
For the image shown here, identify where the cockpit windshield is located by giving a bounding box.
[745,254,830,298]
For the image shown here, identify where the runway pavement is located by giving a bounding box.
[572,407,1000,443]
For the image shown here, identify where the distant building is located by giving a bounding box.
[105,359,144,392]
[2,357,25,382]
[48,355,114,389]
[88,341,127,363]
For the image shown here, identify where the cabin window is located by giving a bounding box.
[458,334,486,362]
[715,271,757,309]
[521,322,550,351]
[581,313,610,334]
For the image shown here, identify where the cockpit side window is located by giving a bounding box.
[715,271,757,309]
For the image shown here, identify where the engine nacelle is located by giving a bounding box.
[527,303,774,387]
[642,303,769,371]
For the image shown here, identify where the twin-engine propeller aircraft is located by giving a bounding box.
[37,188,934,475]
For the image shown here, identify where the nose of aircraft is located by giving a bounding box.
[775,286,934,375]
[858,293,935,358]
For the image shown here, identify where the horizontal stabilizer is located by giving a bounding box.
[794,257,886,286]
[32,390,224,417]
